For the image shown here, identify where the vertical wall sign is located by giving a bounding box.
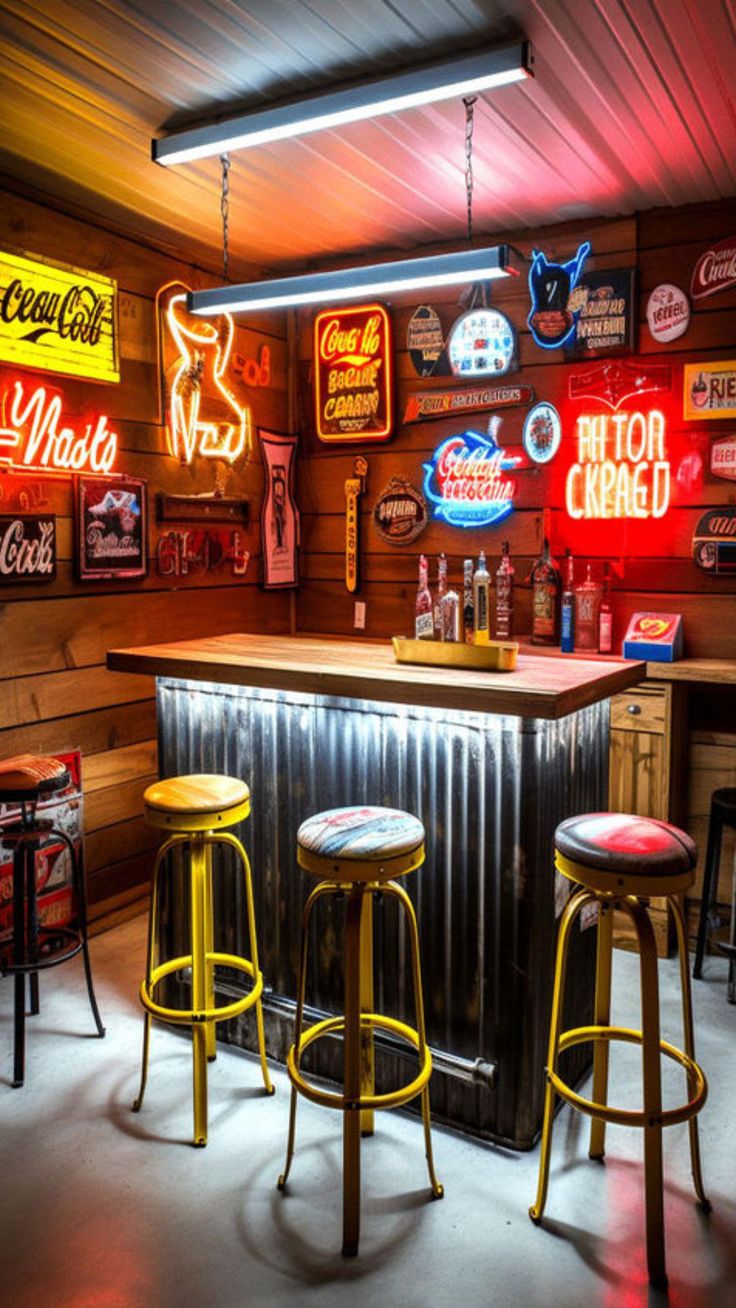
[422,417,520,528]
[76,475,147,580]
[314,303,393,442]
[156,281,251,464]
[260,430,299,588]
[447,307,516,377]
[563,269,636,358]
[344,455,367,593]
[407,305,444,377]
[0,372,118,474]
[0,250,119,383]
[684,361,736,421]
[691,237,736,301]
[528,242,591,349]
[0,515,56,582]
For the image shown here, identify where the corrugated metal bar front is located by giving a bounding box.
[156,677,604,1148]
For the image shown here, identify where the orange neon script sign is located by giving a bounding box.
[0,375,118,475]
[159,283,251,463]
[314,303,393,442]
[566,408,671,520]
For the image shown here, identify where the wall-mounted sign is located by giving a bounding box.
[447,308,516,378]
[528,242,591,349]
[569,358,672,411]
[314,303,393,442]
[523,403,561,464]
[684,361,736,421]
[622,613,683,663]
[646,284,690,343]
[372,477,427,546]
[0,515,56,582]
[260,429,299,588]
[76,476,147,580]
[156,493,249,524]
[231,344,271,387]
[692,507,736,574]
[404,382,533,425]
[156,529,249,578]
[344,456,367,593]
[0,374,118,475]
[407,305,444,377]
[691,237,736,301]
[711,434,736,481]
[566,408,670,520]
[156,281,251,464]
[564,269,636,357]
[422,418,520,528]
[0,249,119,384]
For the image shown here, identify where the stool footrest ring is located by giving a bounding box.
[2,926,83,974]
[287,1013,432,1112]
[140,951,263,1026]
[549,1024,708,1128]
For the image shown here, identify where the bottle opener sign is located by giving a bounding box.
[344,456,367,593]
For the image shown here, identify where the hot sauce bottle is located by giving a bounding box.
[531,537,560,645]
[495,541,514,640]
[574,563,602,652]
[415,554,434,640]
[473,550,491,644]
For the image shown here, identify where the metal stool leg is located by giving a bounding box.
[11,840,29,1088]
[190,838,209,1146]
[589,900,614,1160]
[628,897,666,1289]
[55,828,105,1038]
[694,802,723,980]
[359,892,375,1138]
[530,887,591,1224]
[133,836,178,1112]
[216,831,273,1095]
[204,840,217,1063]
[342,885,364,1257]
[671,894,710,1209]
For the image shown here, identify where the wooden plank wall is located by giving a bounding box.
[0,190,290,923]
[294,199,736,654]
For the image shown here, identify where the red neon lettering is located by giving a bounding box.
[0,379,117,475]
[565,409,670,520]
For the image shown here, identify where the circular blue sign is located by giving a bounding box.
[523,402,561,464]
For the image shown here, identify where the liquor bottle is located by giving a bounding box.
[433,552,448,641]
[598,562,613,654]
[473,550,491,645]
[574,563,602,652]
[463,558,474,643]
[440,590,460,642]
[560,550,575,653]
[531,537,561,645]
[415,554,434,640]
[495,541,514,640]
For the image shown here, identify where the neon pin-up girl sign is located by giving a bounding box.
[423,417,520,528]
[0,374,117,474]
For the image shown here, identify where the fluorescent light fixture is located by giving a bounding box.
[154,41,531,166]
[188,245,517,315]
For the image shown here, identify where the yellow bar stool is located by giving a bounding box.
[529,812,711,1288]
[133,774,273,1146]
[277,805,444,1256]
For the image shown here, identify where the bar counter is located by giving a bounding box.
[108,634,644,1148]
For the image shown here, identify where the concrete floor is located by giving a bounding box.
[1,916,734,1308]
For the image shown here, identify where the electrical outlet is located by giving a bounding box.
[354,601,366,629]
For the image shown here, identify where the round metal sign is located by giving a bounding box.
[447,308,516,378]
[646,284,690,343]
[372,477,428,545]
[407,304,444,377]
[523,402,562,464]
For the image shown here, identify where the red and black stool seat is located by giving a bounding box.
[556,811,697,878]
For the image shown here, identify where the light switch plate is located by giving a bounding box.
[354,601,366,629]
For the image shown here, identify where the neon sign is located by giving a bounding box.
[0,375,118,475]
[565,409,670,520]
[314,303,393,442]
[528,242,591,349]
[158,282,251,464]
[422,419,520,528]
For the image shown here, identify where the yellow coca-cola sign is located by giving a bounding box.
[314,303,393,442]
[0,249,119,383]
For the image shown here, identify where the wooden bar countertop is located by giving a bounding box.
[107,634,645,722]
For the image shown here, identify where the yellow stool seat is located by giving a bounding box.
[530,811,710,1289]
[133,772,272,1146]
[280,804,443,1257]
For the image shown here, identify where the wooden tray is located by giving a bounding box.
[392,636,519,672]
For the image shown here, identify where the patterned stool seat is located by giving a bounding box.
[556,812,697,894]
[0,754,70,804]
[144,774,250,831]
[296,806,425,881]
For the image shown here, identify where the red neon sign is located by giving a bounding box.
[565,408,671,520]
[0,375,118,475]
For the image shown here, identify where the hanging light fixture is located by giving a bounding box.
[153,41,532,166]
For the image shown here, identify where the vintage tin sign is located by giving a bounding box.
[684,361,736,420]
[260,429,299,588]
[711,435,736,481]
[0,514,56,582]
[76,476,147,580]
[0,249,119,383]
[156,528,249,578]
[407,305,444,377]
[447,308,516,378]
[314,303,393,442]
[692,506,736,574]
[523,402,561,464]
[403,382,534,424]
[372,477,427,545]
[646,284,690,343]
[691,236,736,301]
[564,268,636,358]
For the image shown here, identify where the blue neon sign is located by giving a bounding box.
[528,241,591,349]
[422,424,521,528]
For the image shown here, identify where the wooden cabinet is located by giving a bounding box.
[608,680,686,955]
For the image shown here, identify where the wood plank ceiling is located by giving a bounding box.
[1,0,735,279]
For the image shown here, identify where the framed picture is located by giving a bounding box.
[259,430,299,588]
[76,475,147,580]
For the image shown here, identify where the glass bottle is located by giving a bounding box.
[598,562,613,654]
[560,549,575,653]
[495,541,514,640]
[531,537,561,645]
[415,553,434,640]
[473,550,491,645]
[433,552,448,641]
[574,563,602,652]
[463,558,474,644]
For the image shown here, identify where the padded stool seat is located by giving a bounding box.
[297,806,425,881]
[144,774,250,830]
[555,812,697,895]
[0,754,69,804]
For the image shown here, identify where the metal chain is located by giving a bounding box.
[220,153,231,282]
[463,96,477,246]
